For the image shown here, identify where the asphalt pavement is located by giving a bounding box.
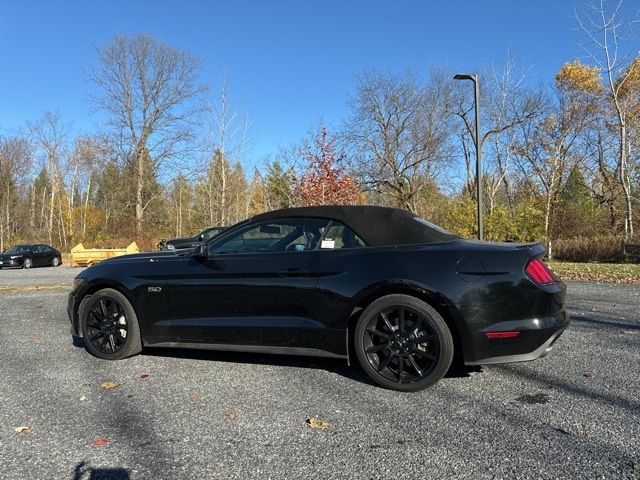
[0,268,638,479]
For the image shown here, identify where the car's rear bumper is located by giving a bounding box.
[466,308,569,365]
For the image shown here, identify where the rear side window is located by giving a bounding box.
[320,222,367,249]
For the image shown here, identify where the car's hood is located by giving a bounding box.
[99,250,184,265]
[167,236,196,244]
[0,253,23,260]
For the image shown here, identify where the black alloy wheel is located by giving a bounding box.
[355,294,454,392]
[79,288,142,360]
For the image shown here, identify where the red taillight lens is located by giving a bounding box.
[485,331,520,339]
[526,258,557,285]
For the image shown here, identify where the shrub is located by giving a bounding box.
[552,236,625,263]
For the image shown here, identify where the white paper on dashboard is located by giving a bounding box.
[321,240,335,249]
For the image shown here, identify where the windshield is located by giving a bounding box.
[4,245,32,254]
[202,227,225,240]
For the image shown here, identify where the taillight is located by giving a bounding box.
[526,258,558,285]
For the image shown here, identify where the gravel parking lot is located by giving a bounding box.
[0,268,638,479]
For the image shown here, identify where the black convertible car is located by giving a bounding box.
[1,244,61,269]
[68,206,568,391]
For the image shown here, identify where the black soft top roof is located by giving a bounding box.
[250,205,459,247]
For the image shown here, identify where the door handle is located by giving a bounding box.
[278,267,310,277]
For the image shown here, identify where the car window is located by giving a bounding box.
[202,227,224,240]
[212,218,329,254]
[319,222,367,250]
[32,245,44,253]
[4,245,32,254]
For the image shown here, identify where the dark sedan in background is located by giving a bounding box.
[0,244,62,269]
[68,206,568,392]
[159,226,226,251]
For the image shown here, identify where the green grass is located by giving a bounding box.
[0,284,70,295]
[548,261,640,284]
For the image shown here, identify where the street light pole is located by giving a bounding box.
[454,73,483,240]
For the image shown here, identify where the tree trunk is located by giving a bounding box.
[619,127,633,238]
[82,176,91,238]
[135,152,144,236]
[48,181,55,245]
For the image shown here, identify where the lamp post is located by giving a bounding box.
[454,73,483,241]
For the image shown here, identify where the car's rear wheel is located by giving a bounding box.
[354,294,454,392]
[23,258,32,269]
[52,256,60,267]
[79,288,142,360]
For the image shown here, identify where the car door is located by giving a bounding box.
[41,245,54,265]
[31,245,45,266]
[165,217,329,348]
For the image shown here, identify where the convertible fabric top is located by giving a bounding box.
[250,205,460,247]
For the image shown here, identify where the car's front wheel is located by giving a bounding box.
[79,288,142,360]
[354,294,454,392]
[23,258,32,269]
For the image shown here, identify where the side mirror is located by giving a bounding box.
[192,243,209,259]
[198,233,205,241]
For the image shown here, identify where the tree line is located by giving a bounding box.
[0,0,638,257]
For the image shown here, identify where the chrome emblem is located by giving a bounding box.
[147,286,162,293]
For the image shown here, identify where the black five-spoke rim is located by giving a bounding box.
[86,297,129,354]
[363,306,440,384]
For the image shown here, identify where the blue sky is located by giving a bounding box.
[0,1,636,165]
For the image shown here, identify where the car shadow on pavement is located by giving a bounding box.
[141,347,482,387]
[73,462,130,480]
[495,363,640,415]
[571,314,640,331]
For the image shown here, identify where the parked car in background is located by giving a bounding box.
[68,206,568,392]
[159,226,226,251]
[0,244,62,269]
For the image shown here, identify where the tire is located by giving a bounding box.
[354,294,454,392]
[52,256,60,267]
[79,288,142,360]
[23,258,32,269]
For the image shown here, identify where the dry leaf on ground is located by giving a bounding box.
[100,381,122,390]
[306,417,330,430]
[92,437,109,447]
[190,393,201,403]
[139,373,149,380]
[14,426,33,435]
[224,411,238,420]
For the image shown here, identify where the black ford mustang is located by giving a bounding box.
[1,244,61,269]
[68,206,568,391]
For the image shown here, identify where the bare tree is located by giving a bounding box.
[514,85,593,256]
[29,111,69,245]
[203,74,251,225]
[89,34,206,235]
[452,58,543,214]
[576,0,639,237]
[344,69,452,212]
